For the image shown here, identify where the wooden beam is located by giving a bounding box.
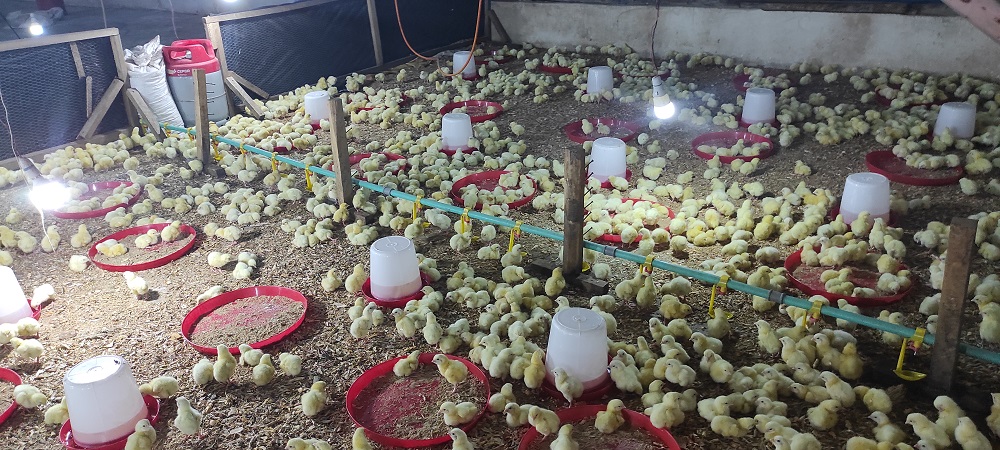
[203,0,332,23]
[124,88,164,141]
[69,43,85,78]
[940,0,1000,43]
[928,217,978,393]
[78,78,124,139]
[204,21,236,117]
[109,32,138,128]
[229,71,270,100]
[224,76,264,118]
[488,8,511,44]
[328,97,355,207]
[365,0,384,67]
[193,69,212,168]
[0,28,119,53]
[563,146,586,276]
[85,76,93,117]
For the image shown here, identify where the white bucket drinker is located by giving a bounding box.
[369,236,422,300]
[589,137,627,182]
[742,87,776,125]
[934,102,976,139]
[545,307,609,389]
[441,113,474,151]
[452,51,477,79]
[840,172,890,224]
[303,91,331,125]
[586,66,613,95]
[64,356,147,447]
[0,266,32,325]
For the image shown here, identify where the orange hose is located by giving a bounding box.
[394,0,483,78]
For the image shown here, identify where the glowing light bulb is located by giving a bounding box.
[651,75,675,120]
[28,181,70,211]
[223,0,239,3]
[28,21,44,36]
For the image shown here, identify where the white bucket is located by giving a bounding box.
[63,356,147,447]
[369,236,422,300]
[545,307,609,389]
[587,66,613,95]
[840,172,890,224]
[934,102,976,139]
[588,137,627,182]
[0,267,31,325]
[441,113,474,151]
[742,87,776,125]
[304,91,330,125]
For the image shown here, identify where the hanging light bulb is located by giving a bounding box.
[651,75,675,120]
[17,157,70,211]
[27,18,44,36]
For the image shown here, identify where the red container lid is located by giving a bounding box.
[784,246,913,307]
[164,39,219,73]
[450,170,537,211]
[518,405,681,450]
[180,285,309,356]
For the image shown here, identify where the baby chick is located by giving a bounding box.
[448,428,474,450]
[9,337,43,362]
[550,424,580,450]
[278,352,303,376]
[123,419,156,450]
[214,345,237,383]
[351,428,372,450]
[252,354,277,386]
[553,368,583,404]
[595,399,626,433]
[440,401,479,426]
[13,384,47,408]
[302,380,328,416]
[191,358,214,386]
[123,271,150,300]
[138,376,179,398]
[43,397,68,425]
[393,350,422,377]
[489,382,516,413]
[433,354,469,389]
[528,406,560,437]
[172,396,203,436]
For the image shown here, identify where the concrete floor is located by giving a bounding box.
[1,0,204,49]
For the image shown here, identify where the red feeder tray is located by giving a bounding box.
[539,375,615,404]
[88,223,197,272]
[738,118,780,129]
[360,273,434,309]
[450,171,537,211]
[538,64,574,74]
[732,71,795,93]
[438,100,504,123]
[440,146,478,157]
[341,152,409,176]
[691,131,774,163]
[59,395,161,450]
[518,405,681,450]
[587,169,633,190]
[52,181,144,220]
[827,205,898,227]
[0,368,22,426]
[181,285,308,356]
[596,198,675,245]
[563,118,641,144]
[865,150,963,186]
[784,247,913,307]
[346,353,490,448]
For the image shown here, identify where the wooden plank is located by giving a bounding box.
[488,8,511,44]
[78,78,124,139]
[124,88,164,141]
[204,0,332,23]
[928,217,978,392]
[109,32,138,128]
[69,42,85,78]
[85,76,93,116]
[0,28,119,53]
[193,69,212,167]
[224,76,264,118]
[328,97,356,207]
[365,0,384,67]
[563,146,586,276]
[229,71,270,100]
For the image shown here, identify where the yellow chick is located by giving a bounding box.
[393,350,421,377]
[711,416,756,437]
[190,358,214,386]
[70,224,91,248]
[278,352,302,376]
[550,424,579,450]
[905,413,951,449]
[351,428,372,450]
[252,353,277,386]
[595,399,626,434]
[807,399,841,430]
[528,406,560,437]
[237,344,264,367]
[440,401,479,426]
[213,345,237,383]
[123,419,156,450]
[503,402,531,427]
[955,416,991,449]
[523,349,546,389]
[433,354,469,388]
[868,411,907,444]
[172,396,202,436]
[345,263,367,294]
[138,376,179,398]
[9,337,43,362]
[448,428,474,450]
[301,380,328,416]
[43,396,69,425]
[13,384,47,408]
[988,393,1000,441]
[553,368,583,403]
[933,395,965,436]
[489,383,516,413]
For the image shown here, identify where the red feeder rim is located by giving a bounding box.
[180,285,308,356]
[538,64,574,74]
[360,272,434,309]
[88,223,197,272]
[864,151,963,186]
[59,395,160,450]
[595,198,675,244]
[346,353,490,448]
[738,118,780,129]
[563,118,641,144]
[340,152,409,176]
[0,368,22,426]
[450,171,537,211]
[784,247,913,307]
[691,131,774,163]
[827,205,898,227]
[539,375,615,404]
[52,182,144,220]
[438,100,504,123]
[587,169,633,190]
[440,146,478,157]
[518,405,681,450]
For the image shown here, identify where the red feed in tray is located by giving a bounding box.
[563,118,640,144]
[59,395,160,450]
[438,100,504,123]
[784,247,913,307]
[865,151,963,186]
[691,131,774,163]
[52,181,144,220]
[518,405,681,450]
[180,286,308,355]
[88,223,197,272]
[450,170,537,211]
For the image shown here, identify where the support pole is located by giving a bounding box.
[563,146,586,276]
[928,217,978,392]
[328,97,355,208]
[193,68,212,168]
[365,0,384,67]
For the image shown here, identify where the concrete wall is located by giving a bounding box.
[64,0,292,15]
[493,1,1000,79]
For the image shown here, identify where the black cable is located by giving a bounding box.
[650,0,661,69]
[2,10,23,39]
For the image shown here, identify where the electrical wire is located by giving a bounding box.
[0,81,49,235]
[394,0,482,78]
[166,0,179,40]
[650,0,661,69]
[99,0,108,29]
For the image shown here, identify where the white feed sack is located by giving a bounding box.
[125,36,184,127]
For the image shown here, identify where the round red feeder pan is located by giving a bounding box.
[181,285,308,356]
[341,152,409,176]
[540,375,615,404]
[88,223,197,272]
[518,404,681,450]
[59,395,161,450]
[475,55,512,65]
[440,146,478,157]
[538,64,574,74]
[587,169,633,190]
[346,353,490,448]
[865,150,963,186]
[827,205,898,227]
[360,273,434,309]
[738,118,780,129]
[462,73,483,81]
[596,198,675,245]
[350,94,413,112]
[563,118,641,144]
[784,247,913,307]
[732,71,795,93]
[0,368,22,426]
[691,131,774,163]
[438,100,504,123]
[310,122,322,131]
[52,182,144,220]
[450,171,537,211]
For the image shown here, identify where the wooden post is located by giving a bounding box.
[193,69,212,168]
[928,217,978,392]
[224,76,264,118]
[328,97,355,207]
[563,146,586,276]
[488,9,511,44]
[365,0,384,67]
[124,88,164,141]
[77,78,124,139]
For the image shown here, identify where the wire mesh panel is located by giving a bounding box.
[375,0,480,64]
[0,37,127,160]
[218,0,377,97]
